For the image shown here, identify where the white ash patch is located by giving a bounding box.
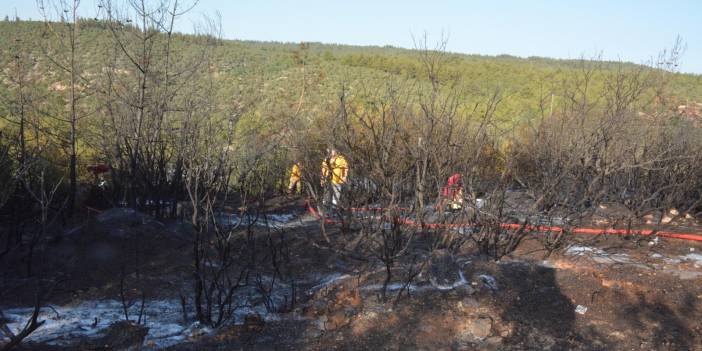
[1,299,198,349]
[1,274,300,349]
[565,245,633,265]
[216,212,300,229]
[680,253,702,267]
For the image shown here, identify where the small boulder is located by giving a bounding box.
[478,274,499,292]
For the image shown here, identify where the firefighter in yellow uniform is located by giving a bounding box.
[288,162,302,194]
[321,149,348,206]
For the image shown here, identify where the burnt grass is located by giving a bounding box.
[2,201,702,351]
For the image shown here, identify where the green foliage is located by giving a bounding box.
[0,20,700,188]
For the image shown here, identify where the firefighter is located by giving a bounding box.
[442,173,465,211]
[288,161,303,194]
[321,148,348,206]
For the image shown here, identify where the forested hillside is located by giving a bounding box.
[2,19,701,194]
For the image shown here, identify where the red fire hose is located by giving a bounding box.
[305,200,702,242]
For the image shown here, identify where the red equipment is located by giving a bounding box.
[87,164,110,175]
[441,173,463,197]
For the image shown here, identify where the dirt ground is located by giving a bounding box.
[2,198,702,350]
[159,236,702,351]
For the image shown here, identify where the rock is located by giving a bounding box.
[427,250,465,290]
[455,317,492,342]
[478,274,498,291]
[643,213,657,225]
[98,321,148,351]
[594,219,609,226]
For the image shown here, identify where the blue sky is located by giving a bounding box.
[3,0,701,73]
